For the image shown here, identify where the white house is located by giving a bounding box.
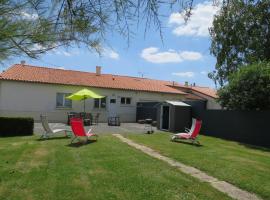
[0,63,220,122]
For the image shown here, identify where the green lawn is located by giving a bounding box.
[126,133,270,199]
[0,135,232,200]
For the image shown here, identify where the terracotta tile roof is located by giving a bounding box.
[0,64,186,95]
[184,93,206,100]
[190,86,218,99]
[168,83,218,99]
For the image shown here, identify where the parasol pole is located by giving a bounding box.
[83,95,86,113]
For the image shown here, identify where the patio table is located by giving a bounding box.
[108,116,120,126]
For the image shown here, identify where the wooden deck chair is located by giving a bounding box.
[70,118,98,143]
[171,119,202,145]
[40,115,71,139]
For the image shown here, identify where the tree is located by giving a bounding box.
[217,62,270,110]
[0,0,199,61]
[209,0,270,86]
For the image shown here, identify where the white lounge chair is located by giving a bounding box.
[40,115,71,139]
[184,118,196,134]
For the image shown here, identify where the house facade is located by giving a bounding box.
[0,64,220,122]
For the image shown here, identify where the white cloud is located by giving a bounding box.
[108,51,120,60]
[20,11,38,20]
[54,50,72,57]
[172,72,195,78]
[141,47,202,63]
[180,51,203,60]
[169,1,220,37]
[50,49,79,57]
[103,49,120,60]
[62,51,72,57]
[31,44,44,51]
[200,71,208,75]
[31,44,78,58]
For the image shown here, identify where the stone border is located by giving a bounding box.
[113,134,262,200]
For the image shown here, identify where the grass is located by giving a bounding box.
[126,133,270,199]
[0,135,232,200]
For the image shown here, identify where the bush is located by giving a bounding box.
[217,62,270,110]
[0,117,34,137]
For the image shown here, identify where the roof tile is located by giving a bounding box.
[0,64,186,95]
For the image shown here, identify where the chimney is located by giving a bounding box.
[184,81,188,86]
[193,82,196,87]
[96,66,101,76]
[20,60,26,65]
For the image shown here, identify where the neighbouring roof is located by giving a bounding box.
[190,86,218,99]
[0,64,186,95]
[184,93,206,100]
[166,101,191,106]
[170,83,218,99]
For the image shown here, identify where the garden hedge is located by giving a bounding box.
[0,117,34,137]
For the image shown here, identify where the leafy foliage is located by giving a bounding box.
[209,0,270,86]
[217,62,270,110]
[0,0,197,61]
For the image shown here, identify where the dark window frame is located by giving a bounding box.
[56,93,72,108]
[110,99,116,104]
[121,97,131,105]
[94,97,107,109]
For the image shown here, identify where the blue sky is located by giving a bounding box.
[4,0,220,88]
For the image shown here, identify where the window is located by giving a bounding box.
[126,98,131,104]
[110,99,116,104]
[121,97,131,105]
[56,93,72,108]
[94,97,106,109]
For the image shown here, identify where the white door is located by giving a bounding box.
[108,98,117,117]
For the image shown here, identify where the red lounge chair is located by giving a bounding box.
[184,118,196,134]
[171,119,202,145]
[70,118,98,143]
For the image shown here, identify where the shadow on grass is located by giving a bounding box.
[36,136,70,141]
[172,140,203,147]
[201,134,270,152]
[237,142,270,152]
[66,140,97,148]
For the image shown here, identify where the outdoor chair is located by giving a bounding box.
[79,112,92,126]
[171,119,202,145]
[93,113,100,125]
[144,119,154,134]
[40,115,71,139]
[67,112,79,125]
[70,118,98,143]
[108,116,120,126]
[184,118,196,134]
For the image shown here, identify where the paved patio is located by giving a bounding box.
[35,122,160,135]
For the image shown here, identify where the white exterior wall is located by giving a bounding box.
[0,80,183,122]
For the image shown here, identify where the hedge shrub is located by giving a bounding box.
[0,117,34,137]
